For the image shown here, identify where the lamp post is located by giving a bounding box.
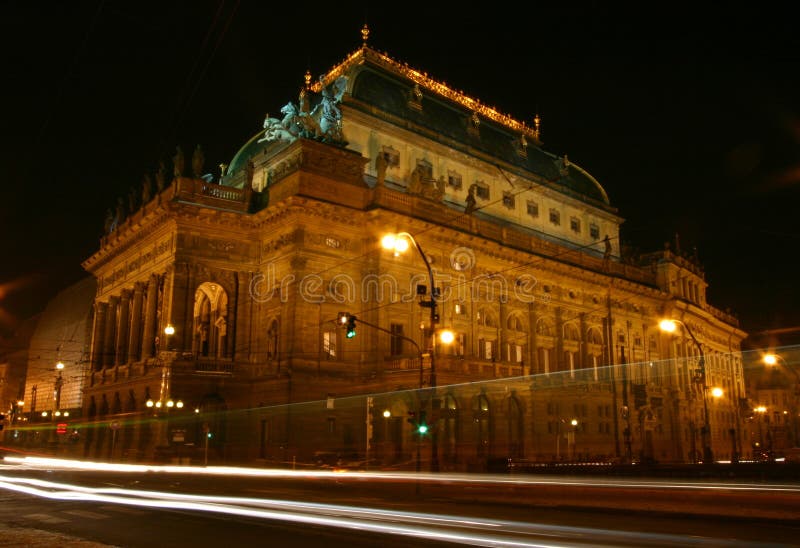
[763,353,799,448]
[754,405,767,459]
[54,361,64,412]
[382,232,441,471]
[660,318,714,464]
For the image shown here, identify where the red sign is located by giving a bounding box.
[56,423,68,434]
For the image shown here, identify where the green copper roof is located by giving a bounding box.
[346,65,610,207]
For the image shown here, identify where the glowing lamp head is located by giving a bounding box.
[56,361,65,370]
[383,410,391,418]
[659,319,677,333]
[438,329,455,345]
[164,324,175,336]
[146,399,154,408]
[711,387,723,398]
[382,233,409,256]
[570,419,578,427]
[176,401,184,409]
[763,354,778,366]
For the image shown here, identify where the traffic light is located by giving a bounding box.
[416,410,428,435]
[346,315,357,338]
[0,413,5,430]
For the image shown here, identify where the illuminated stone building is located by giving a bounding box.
[52,33,749,467]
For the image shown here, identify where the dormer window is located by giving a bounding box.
[475,182,490,200]
[570,217,581,233]
[589,223,600,240]
[502,191,515,209]
[526,200,539,218]
[549,209,561,226]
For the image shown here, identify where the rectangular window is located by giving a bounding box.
[454,332,466,357]
[454,302,466,315]
[323,331,336,359]
[570,217,580,233]
[382,146,400,167]
[475,182,490,200]
[549,209,560,226]
[526,200,539,217]
[481,339,495,360]
[589,224,600,240]
[502,191,515,209]
[447,171,463,189]
[390,323,404,356]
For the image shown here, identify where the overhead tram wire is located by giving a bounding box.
[157,0,240,155]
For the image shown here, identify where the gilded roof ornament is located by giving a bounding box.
[304,69,312,90]
[314,47,542,145]
[361,23,369,46]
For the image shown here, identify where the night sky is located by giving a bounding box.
[2,2,799,342]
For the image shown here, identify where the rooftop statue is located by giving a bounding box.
[258,76,348,145]
[311,76,347,143]
[192,144,205,178]
[173,145,185,178]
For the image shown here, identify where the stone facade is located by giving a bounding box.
[11,45,748,468]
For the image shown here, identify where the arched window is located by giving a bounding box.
[442,394,458,464]
[478,308,498,328]
[473,395,491,458]
[536,319,553,337]
[192,282,229,358]
[587,328,603,345]
[506,314,525,332]
[563,323,580,341]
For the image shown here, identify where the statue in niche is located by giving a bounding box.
[375,152,388,186]
[408,166,423,194]
[465,184,477,215]
[192,144,205,178]
[155,160,167,191]
[141,173,152,204]
[173,145,185,178]
[603,234,612,270]
[433,175,446,200]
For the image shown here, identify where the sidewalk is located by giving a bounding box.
[0,523,115,547]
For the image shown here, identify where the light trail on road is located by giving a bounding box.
[0,471,784,547]
[5,456,800,494]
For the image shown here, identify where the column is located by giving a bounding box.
[91,302,108,372]
[141,274,159,359]
[103,296,118,368]
[128,282,144,362]
[116,289,131,365]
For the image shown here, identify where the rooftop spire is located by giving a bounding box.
[361,23,370,46]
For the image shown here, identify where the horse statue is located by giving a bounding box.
[258,114,295,143]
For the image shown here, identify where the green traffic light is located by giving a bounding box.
[417,424,428,434]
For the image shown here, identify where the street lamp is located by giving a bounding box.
[763,353,799,448]
[659,318,714,464]
[383,231,442,471]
